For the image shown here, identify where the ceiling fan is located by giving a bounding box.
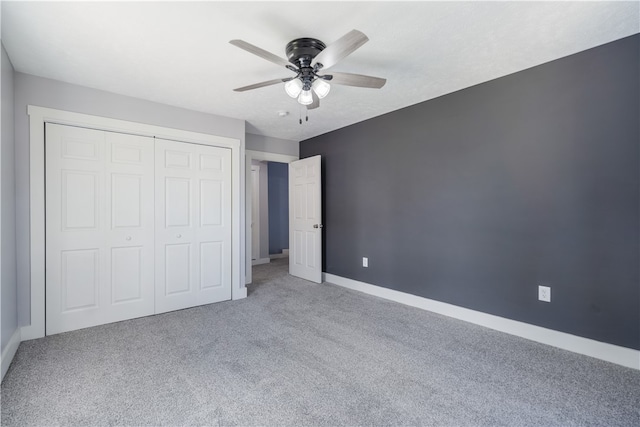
[229,30,386,110]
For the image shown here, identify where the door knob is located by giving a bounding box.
[177,234,182,238]
[125,236,132,241]
[313,224,323,229]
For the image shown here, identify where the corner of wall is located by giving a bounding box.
[1,40,19,359]
[1,328,21,381]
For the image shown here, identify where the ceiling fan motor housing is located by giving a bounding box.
[286,38,326,88]
[286,38,326,66]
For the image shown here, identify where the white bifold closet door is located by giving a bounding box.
[46,124,155,334]
[46,124,232,335]
[154,139,232,314]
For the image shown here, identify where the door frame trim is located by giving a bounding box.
[24,105,243,340]
[250,164,261,262]
[245,150,298,284]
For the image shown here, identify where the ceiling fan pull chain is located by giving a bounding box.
[298,105,309,124]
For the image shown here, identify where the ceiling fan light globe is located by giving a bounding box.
[298,89,314,105]
[284,79,303,98]
[312,79,331,99]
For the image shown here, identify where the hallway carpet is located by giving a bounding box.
[2,258,639,425]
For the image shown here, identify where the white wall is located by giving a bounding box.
[251,159,270,261]
[246,133,298,157]
[1,43,17,354]
[258,161,269,259]
[14,73,246,327]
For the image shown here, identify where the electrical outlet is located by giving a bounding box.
[362,257,368,268]
[538,285,551,302]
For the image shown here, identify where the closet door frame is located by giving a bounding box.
[24,105,245,340]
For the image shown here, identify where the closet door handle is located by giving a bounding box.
[125,236,132,241]
[177,234,182,238]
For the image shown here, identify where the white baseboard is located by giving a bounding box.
[323,273,640,370]
[1,328,22,381]
[269,249,289,259]
[252,258,271,266]
[19,323,44,341]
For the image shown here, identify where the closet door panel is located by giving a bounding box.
[194,146,232,303]
[155,142,196,312]
[104,131,155,322]
[46,124,107,334]
[155,139,232,314]
[46,124,155,335]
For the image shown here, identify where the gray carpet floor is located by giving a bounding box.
[2,257,639,426]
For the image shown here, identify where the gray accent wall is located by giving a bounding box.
[300,35,639,350]
[1,43,18,353]
[14,73,245,326]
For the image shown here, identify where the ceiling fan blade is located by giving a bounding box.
[312,30,369,70]
[308,91,320,110]
[229,39,290,68]
[233,78,287,92]
[327,72,386,89]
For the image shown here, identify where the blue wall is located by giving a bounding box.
[268,162,289,254]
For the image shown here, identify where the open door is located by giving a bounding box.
[289,155,322,283]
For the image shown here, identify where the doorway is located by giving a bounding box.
[245,151,298,284]
[250,160,289,267]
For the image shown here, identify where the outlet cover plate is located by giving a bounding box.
[538,285,551,302]
[363,257,368,267]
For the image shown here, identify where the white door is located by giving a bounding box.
[289,155,322,283]
[251,165,260,260]
[155,139,232,313]
[46,124,155,334]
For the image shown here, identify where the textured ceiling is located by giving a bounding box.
[2,1,638,142]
